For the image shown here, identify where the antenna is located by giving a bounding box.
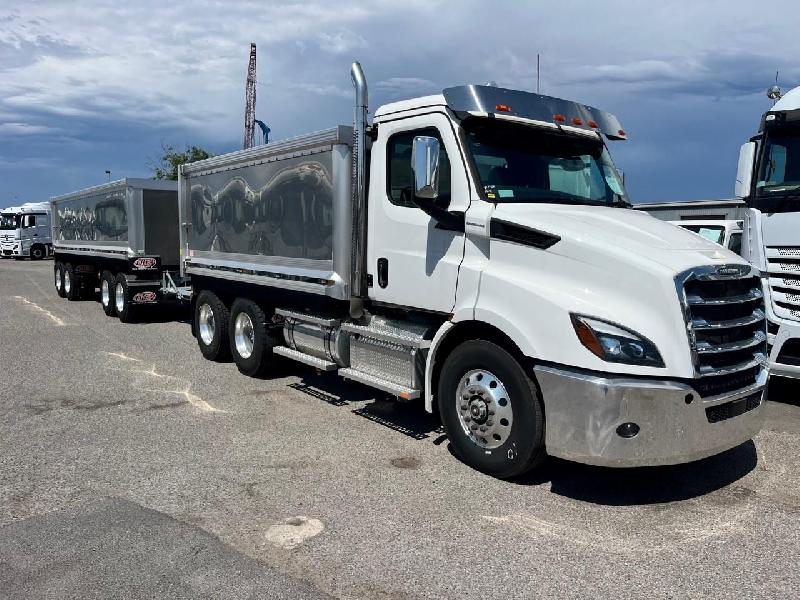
[243,43,257,149]
[767,69,782,104]
[536,53,540,94]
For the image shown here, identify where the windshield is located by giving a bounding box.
[0,213,19,230]
[464,119,629,206]
[756,128,800,199]
[680,224,725,245]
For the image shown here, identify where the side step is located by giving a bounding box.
[273,346,338,371]
[338,368,420,400]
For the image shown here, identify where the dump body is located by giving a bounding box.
[179,126,353,300]
[52,178,179,267]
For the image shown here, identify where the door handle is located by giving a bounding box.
[377,258,389,288]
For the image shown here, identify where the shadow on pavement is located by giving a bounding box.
[768,376,800,407]
[509,440,758,505]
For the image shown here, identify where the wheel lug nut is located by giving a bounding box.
[479,426,488,432]
[471,424,478,431]
[488,410,495,416]
[461,404,468,410]
[486,420,493,426]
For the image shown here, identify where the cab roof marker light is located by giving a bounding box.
[553,114,566,123]
[587,120,598,128]
[618,129,626,137]
[495,104,512,112]
[571,117,583,125]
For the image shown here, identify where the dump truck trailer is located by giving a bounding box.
[51,178,185,321]
[165,63,768,478]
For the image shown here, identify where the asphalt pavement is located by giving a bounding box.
[1,258,799,599]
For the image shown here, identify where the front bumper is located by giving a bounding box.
[534,364,768,467]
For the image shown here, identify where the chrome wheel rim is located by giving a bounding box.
[64,271,71,294]
[101,279,110,306]
[55,268,61,290]
[456,369,513,449]
[115,283,125,313]
[234,312,255,359]
[198,304,215,346]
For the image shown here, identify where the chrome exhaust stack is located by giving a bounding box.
[350,61,368,319]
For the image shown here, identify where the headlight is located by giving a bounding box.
[570,314,664,368]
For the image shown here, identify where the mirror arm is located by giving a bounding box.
[412,196,465,232]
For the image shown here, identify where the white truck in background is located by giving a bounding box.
[736,84,800,379]
[0,202,52,259]
[671,220,743,255]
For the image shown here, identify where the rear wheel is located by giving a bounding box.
[64,263,81,301]
[114,273,136,323]
[54,262,66,298]
[194,290,230,361]
[438,340,546,479]
[229,298,274,377]
[100,271,116,316]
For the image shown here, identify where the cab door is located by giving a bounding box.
[366,113,468,312]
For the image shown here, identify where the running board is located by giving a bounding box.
[338,368,420,400]
[273,347,338,371]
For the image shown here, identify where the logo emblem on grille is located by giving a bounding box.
[715,265,747,278]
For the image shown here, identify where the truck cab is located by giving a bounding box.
[0,202,52,259]
[736,85,800,379]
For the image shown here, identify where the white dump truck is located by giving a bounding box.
[0,202,52,259]
[736,85,800,379]
[169,63,767,477]
[50,179,185,321]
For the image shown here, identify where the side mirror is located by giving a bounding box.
[411,136,440,200]
[735,141,756,199]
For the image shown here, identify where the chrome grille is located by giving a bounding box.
[766,247,800,322]
[678,266,767,395]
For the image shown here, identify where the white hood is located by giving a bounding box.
[491,203,744,274]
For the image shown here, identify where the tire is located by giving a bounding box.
[100,271,117,317]
[229,298,274,377]
[438,340,546,479]
[114,273,136,323]
[64,263,82,301]
[194,290,230,361]
[54,262,66,298]
[30,245,45,260]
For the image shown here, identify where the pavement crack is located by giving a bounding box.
[12,296,65,326]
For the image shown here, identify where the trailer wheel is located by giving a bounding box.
[114,273,136,323]
[54,262,66,298]
[64,263,82,301]
[229,298,274,377]
[100,271,117,317]
[194,290,230,361]
[30,245,45,260]
[438,340,546,479]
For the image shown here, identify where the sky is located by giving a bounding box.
[1,0,799,208]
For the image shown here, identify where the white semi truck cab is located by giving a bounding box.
[0,202,52,259]
[736,85,800,379]
[179,64,767,477]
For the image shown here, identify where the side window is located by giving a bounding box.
[24,215,35,227]
[386,128,451,208]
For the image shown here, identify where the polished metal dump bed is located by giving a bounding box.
[179,126,354,300]
[50,178,179,264]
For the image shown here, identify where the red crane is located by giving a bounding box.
[243,42,257,149]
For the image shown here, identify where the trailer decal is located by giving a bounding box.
[132,291,157,303]
[132,257,158,270]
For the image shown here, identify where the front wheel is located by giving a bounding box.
[30,245,45,260]
[438,340,546,479]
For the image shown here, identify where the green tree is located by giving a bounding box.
[150,143,211,180]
